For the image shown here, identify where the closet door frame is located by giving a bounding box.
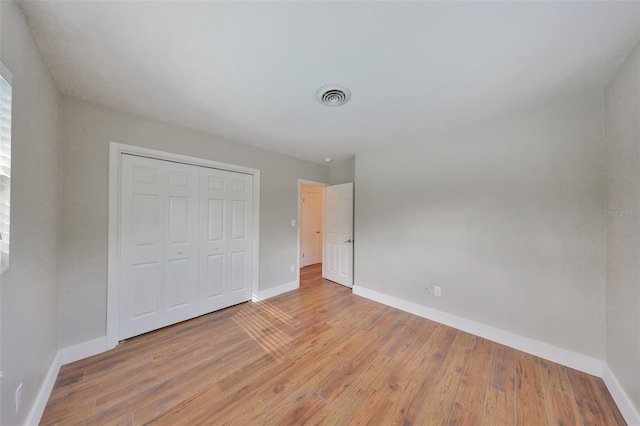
[107,142,261,349]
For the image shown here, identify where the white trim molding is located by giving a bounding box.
[107,142,261,349]
[61,337,108,365]
[603,363,640,426]
[27,337,108,425]
[252,280,299,302]
[352,285,603,377]
[26,352,62,426]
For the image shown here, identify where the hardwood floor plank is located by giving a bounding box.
[254,389,326,425]
[450,402,480,425]
[516,351,548,426]
[131,388,193,425]
[40,264,625,426]
[254,326,372,403]
[380,329,463,424]
[489,344,517,396]
[417,344,471,425]
[347,389,393,425]
[516,351,544,399]
[339,316,431,404]
[95,356,225,423]
[539,358,572,395]
[334,353,398,405]
[482,386,516,426]
[516,394,548,426]
[103,412,133,426]
[313,319,406,403]
[565,367,620,425]
[544,386,584,426]
[208,392,267,426]
[46,358,154,418]
[453,330,477,350]
[41,397,95,425]
[215,352,282,393]
[520,351,541,365]
[455,336,493,415]
[53,366,86,388]
[142,384,222,425]
[382,359,442,425]
[376,347,426,401]
[422,325,458,367]
[594,375,627,425]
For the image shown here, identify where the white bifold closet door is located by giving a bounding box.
[120,154,252,340]
[198,166,253,315]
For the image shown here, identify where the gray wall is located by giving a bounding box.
[0,1,61,424]
[605,41,640,412]
[59,96,329,347]
[330,156,355,185]
[355,92,606,358]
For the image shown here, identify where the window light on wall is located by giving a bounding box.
[0,61,12,274]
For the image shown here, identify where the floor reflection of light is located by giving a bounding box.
[254,299,297,325]
[232,300,300,360]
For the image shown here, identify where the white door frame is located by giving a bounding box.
[297,179,327,278]
[108,142,260,349]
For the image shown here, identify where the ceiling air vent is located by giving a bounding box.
[316,85,351,107]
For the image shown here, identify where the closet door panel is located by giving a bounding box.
[228,175,253,302]
[120,155,165,339]
[205,253,224,299]
[199,167,252,314]
[163,161,200,325]
[199,168,228,313]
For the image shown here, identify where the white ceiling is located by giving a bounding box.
[19,1,640,164]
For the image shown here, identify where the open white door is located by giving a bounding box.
[323,182,353,287]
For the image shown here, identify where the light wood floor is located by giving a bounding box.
[42,264,625,425]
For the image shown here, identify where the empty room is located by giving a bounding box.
[1,0,639,424]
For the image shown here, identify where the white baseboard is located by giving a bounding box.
[61,337,108,365]
[252,280,299,302]
[26,337,109,425]
[603,363,640,426]
[25,351,62,426]
[352,285,603,377]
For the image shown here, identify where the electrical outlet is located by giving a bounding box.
[434,286,442,297]
[290,264,295,272]
[424,284,431,294]
[15,383,22,414]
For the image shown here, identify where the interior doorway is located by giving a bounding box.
[299,183,325,268]
[297,179,354,288]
